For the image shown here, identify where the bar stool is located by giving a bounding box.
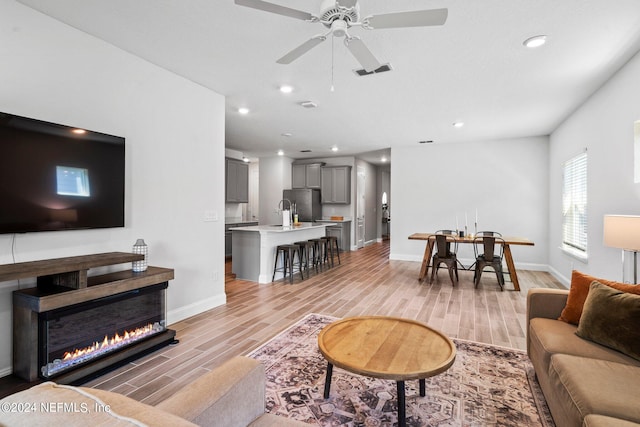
[295,240,317,275]
[321,236,341,267]
[308,238,328,269]
[272,244,304,284]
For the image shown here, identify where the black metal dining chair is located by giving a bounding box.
[473,235,506,290]
[430,230,459,286]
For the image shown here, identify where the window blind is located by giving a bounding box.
[562,152,588,254]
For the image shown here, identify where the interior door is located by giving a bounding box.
[356,166,365,249]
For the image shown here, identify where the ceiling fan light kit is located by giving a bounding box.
[235,0,448,73]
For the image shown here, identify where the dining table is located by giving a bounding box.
[408,233,534,291]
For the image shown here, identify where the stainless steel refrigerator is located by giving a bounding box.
[283,189,322,222]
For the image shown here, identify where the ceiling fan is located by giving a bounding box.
[234,0,448,73]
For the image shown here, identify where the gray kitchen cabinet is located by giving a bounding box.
[225,221,258,257]
[292,162,323,189]
[318,220,351,251]
[226,158,249,203]
[321,166,351,204]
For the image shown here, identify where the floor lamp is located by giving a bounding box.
[603,215,640,284]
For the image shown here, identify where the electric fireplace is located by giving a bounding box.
[9,252,176,383]
[39,283,167,379]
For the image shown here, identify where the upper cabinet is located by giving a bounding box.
[226,158,249,203]
[292,162,324,189]
[321,166,351,204]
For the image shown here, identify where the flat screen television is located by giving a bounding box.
[0,112,125,234]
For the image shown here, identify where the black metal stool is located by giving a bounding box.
[321,236,341,267]
[294,240,317,275]
[272,244,304,283]
[308,238,328,269]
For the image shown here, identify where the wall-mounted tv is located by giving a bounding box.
[0,112,125,234]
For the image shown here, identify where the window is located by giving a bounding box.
[634,120,640,183]
[562,151,587,258]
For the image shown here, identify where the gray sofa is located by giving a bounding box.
[527,288,640,427]
[0,356,305,427]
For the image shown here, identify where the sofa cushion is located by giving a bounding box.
[584,415,640,427]
[576,281,640,361]
[0,382,197,427]
[558,270,640,325]
[529,318,640,374]
[548,354,640,426]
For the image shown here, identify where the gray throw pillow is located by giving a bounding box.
[576,281,640,361]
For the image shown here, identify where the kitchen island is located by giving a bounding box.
[230,222,335,283]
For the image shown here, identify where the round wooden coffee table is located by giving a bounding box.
[318,316,456,427]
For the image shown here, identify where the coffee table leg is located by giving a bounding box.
[323,362,333,399]
[419,378,426,397]
[397,381,406,427]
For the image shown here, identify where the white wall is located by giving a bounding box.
[390,137,550,269]
[258,156,293,225]
[0,2,226,376]
[549,50,640,284]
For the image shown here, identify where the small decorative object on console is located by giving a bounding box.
[132,238,148,272]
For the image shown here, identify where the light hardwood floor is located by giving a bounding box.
[82,240,564,406]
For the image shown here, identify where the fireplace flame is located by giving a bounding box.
[61,323,156,362]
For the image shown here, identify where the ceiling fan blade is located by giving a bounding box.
[234,0,315,21]
[277,36,327,64]
[345,37,381,73]
[364,8,448,29]
[337,0,358,8]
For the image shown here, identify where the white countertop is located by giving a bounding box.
[229,222,336,233]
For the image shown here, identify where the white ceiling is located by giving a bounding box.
[17,0,640,165]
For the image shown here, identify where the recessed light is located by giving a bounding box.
[277,150,284,156]
[523,35,547,48]
[300,101,317,109]
[453,121,464,128]
[238,107,250,115]
[381,157,388,162]
[242,156,250,163]
[279,85,293,93]
[71,129,86,134]
[281,132,292,137]
[331,146,339,152]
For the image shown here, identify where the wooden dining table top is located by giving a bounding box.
[408,233,534,246]
[317,316,456,381]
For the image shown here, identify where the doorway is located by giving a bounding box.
[356,166,365,249]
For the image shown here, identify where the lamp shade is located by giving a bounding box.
[604,215,640,251]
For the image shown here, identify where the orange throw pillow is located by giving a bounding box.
[558,270,640,325]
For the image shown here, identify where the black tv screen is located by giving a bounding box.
[0,112,125,234]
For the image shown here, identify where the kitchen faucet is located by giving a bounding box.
[278,199,291,212]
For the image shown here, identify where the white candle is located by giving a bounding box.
[475,208,478,224]
[465,212,468,227]
[456,215,459,230]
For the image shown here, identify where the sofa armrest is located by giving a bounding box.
[156,356,266,427]
[527,288,569,323]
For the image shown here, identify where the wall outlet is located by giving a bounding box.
[204,210,218,222]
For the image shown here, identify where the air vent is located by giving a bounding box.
[353,63,393,76]
[300,149,312,153]
[300,101,318,109]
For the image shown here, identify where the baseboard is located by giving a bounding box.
[548,265,571,287]
[389,253,424,262]
[168,293,226,325]
[391,253,550,273]
[0,366,12,378]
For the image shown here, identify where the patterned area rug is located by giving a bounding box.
[247,313,555,427]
